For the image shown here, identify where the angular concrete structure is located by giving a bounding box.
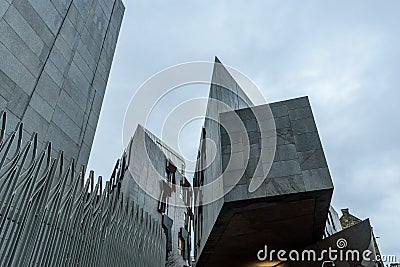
[193,59,377,267]
[120,125,193,267]
[0,0,124,167]
[196,98,334,266]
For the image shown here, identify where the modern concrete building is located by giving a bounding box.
[0,0,124,167]
[119,125,193,267]
[193,58,381,267]
[194,58,333,266]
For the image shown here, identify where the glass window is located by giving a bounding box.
[178,235,184,256]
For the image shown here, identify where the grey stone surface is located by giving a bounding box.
[265,174,306,195]
[67,62,90,96]
[48,45,69,76]
[52,106,80,143]
[73,51,94,82]
[54,35,73,62]
[92,92,105,115]
[77,40,96,71]
[60,18,78,46]
[21,105,49,140]
[3,110,20,137]
[66,4,84,34]
[58,90,84,126]
[0,69,16,96]
[274,115,291,129]
[302,167,333,191]
[35,72,61,107]
[5,86,29,118]
[291,117,317,134]
[0,95,6,111]
[247,176,267,198]
[76,142,90,168]
[225,151,244,171]
[0,0,125,169]
[274,143,298,162]
[224,184,247,202]
[294,132,322,152]
[44,59,63,87]
[29,92,54,122]
[87,109,99,130]
[258,118,275,132]
[243,158,261,178]
[73,0,91,20]
[285,96,310,109]
[298,149,328,170]
[51,0,70,15]
[276,127,295,145]
[288,105,313,121]
[0,41,36,95]
[0,19,42,77]
[0,1,9,18]
[247,132,261,145]
[266,159,302,179]
[28,0,62,34]
[248,143,261,159]
[92,73,107,98]
[45,122,78,158]
[3,5,46,58]
[82,124,95,147]
[13,0,55,47]
[63,79,87,108]
[243,118,258,132]
[270,103,289,118]
[219,98,331,202]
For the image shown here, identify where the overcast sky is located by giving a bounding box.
[87,0,400,258]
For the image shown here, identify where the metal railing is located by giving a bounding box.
[0,111,166,266]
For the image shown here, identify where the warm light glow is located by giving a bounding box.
[247,260,282,267]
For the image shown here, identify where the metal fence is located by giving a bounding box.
[0,111,166,266]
